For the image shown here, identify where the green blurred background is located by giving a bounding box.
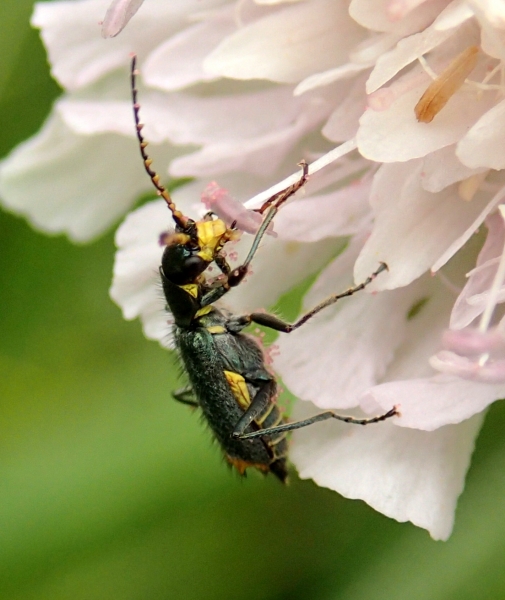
[1,3,505,599]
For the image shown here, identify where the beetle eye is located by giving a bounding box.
[161,245,207,285]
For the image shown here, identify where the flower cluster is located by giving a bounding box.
[2,0,505,539]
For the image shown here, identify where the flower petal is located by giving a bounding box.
[0,113,149,241]
[451,212,505,329]
[364,375,505,430]
[101,0,145,37]
[354,161,493,290]
[204,0,365,83]
[274,236,422,409]
[350,0,452,35]
[358,82,497,163]
[322,73,368,142]
[142,13,234,91]
[457,98,505,170]
[421,144,487,193]
[33,0,217,90]
[290,401,483,540]
[274,179,373,241]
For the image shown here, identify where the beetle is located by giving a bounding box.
[130,56,397,483]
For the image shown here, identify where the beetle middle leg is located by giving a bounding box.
[226,262,397,440]
[227,262,388,335]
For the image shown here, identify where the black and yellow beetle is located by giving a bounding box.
[130,56,397,482]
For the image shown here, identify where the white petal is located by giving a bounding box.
[358,82,497,163]
[421,144,487,193]
[140,86,304,145]
[431,182,505,272]
[350,0,452,34]
[169,95,331,177]
[368,159,421,212]
[204,0,365,83]
[457,99,505,170]
[102,0,144,37]
[294,63,370,96]
[434,0,473,30]
[110,199,169,344]
[322,74,368,141]
[451,211,505,329]
[290,401,483,540]
[142,15,234,91]
[274,237,421,409]
[354,162,493,290]
[224,235,338,314]
[32,0,224,91]
[274,179,373,241]
[0,113,148,241]
[364,375,505,430]
[366,14,458,93]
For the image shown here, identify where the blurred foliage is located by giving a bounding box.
[1,3,505,600]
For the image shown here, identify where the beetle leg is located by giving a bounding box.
[236,406,399,440]
[231,380,277,439]
[229,263,388,334]
[172,385,199,407]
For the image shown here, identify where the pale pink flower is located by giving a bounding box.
[3,0,505,539]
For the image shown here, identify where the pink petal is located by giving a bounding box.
[431,182,505,273]
[363,375,505,430]
[430,350,505,383]
[442,327,505,355]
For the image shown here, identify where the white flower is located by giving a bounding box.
[3,0,505,540]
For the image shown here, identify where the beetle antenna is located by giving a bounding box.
[130,55,189,230]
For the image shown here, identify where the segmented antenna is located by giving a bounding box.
[130,55,189,230]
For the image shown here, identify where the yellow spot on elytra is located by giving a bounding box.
[224,370,250,410]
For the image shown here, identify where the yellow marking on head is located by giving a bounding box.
[224,370,250,410]
[196,219,230,262]
[206,325,226,334]
[180,283,199,298]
